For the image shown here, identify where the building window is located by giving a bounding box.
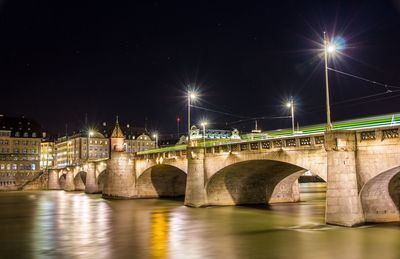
[32,132,36,138]
[31,164,36,170]
[90,146,93,150]
[12,164,17,170]
[19,164,23,169]
[32,141,36,146]
[0,164,4,170]
[14,149,19,154]
[23,132,28,137]
[15,132,20,137]
[14,140,19,145]
[23,140,28,146]
[7,164,11,170]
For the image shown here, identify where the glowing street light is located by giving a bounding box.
[200,121,207,144]
[153,133,158,148]
[323,31,339,131]
[286,97,295,133]
[187,90,197,145]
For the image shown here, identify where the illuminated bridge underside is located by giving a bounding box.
[136,165,186,198]
[206,160,305,205]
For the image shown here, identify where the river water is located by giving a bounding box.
[0,183,399,259]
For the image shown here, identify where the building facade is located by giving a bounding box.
[40,132,56,169]
[55,131,109,168]
[0,116,42,190]
[99,119,156,153]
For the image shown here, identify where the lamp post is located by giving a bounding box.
[286,97,295,133]
[177,117,180,138]
[153,133,158,148]
[200,121,207,145]
[187,91,196,145]
[324,31,337,131]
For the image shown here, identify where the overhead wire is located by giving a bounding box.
[327,67,400,90]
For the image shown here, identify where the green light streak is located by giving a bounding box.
[138,113,400,155]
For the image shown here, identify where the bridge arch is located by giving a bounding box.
[97,170,107,193]
[59,173,66,189]
[136,164,186,198]
[360,166,400,222]
[205,159,324,206]
[74,171,87,191]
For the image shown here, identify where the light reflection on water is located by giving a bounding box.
[0,183,399,259]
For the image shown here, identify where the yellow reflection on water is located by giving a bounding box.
[150,208,169,259]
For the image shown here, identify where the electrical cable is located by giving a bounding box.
[327,67,400,90]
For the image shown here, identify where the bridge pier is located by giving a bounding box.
[64,170,75,191]
[184,147,208,207]
[48,170,61,190]
[325,130,364,227]
[85,162,99,194]
[102,152,136,199]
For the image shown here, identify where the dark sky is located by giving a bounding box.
[0,0,400,137]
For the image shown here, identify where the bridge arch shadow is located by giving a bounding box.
[74,171,87,191]
[206,159,325,206]
[137,164,186,198]
[97,170,107,193]
[59,174,66,189]
[360,166,400,222]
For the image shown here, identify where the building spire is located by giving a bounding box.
[111,116,125,152]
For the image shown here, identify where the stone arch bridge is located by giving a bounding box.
[49,128,400,227]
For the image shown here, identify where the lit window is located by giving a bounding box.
[23,132,28,137]
[15,132,20,137]
[31,164,36,170]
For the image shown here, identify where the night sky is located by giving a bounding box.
[0,0,400,137]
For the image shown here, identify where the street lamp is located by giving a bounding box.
[200,121,207,145]
[323,31,337,131]
[153,133,158,148]
[187,91,196,145]
[286,97,295,133]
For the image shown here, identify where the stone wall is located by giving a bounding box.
[22,171,49,190]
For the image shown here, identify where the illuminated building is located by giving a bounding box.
[40,131,56,169]
[100,119,156,153]
[0,115,41,189]
[55,131,109,168]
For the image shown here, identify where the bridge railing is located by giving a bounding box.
[135,133,327,161]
